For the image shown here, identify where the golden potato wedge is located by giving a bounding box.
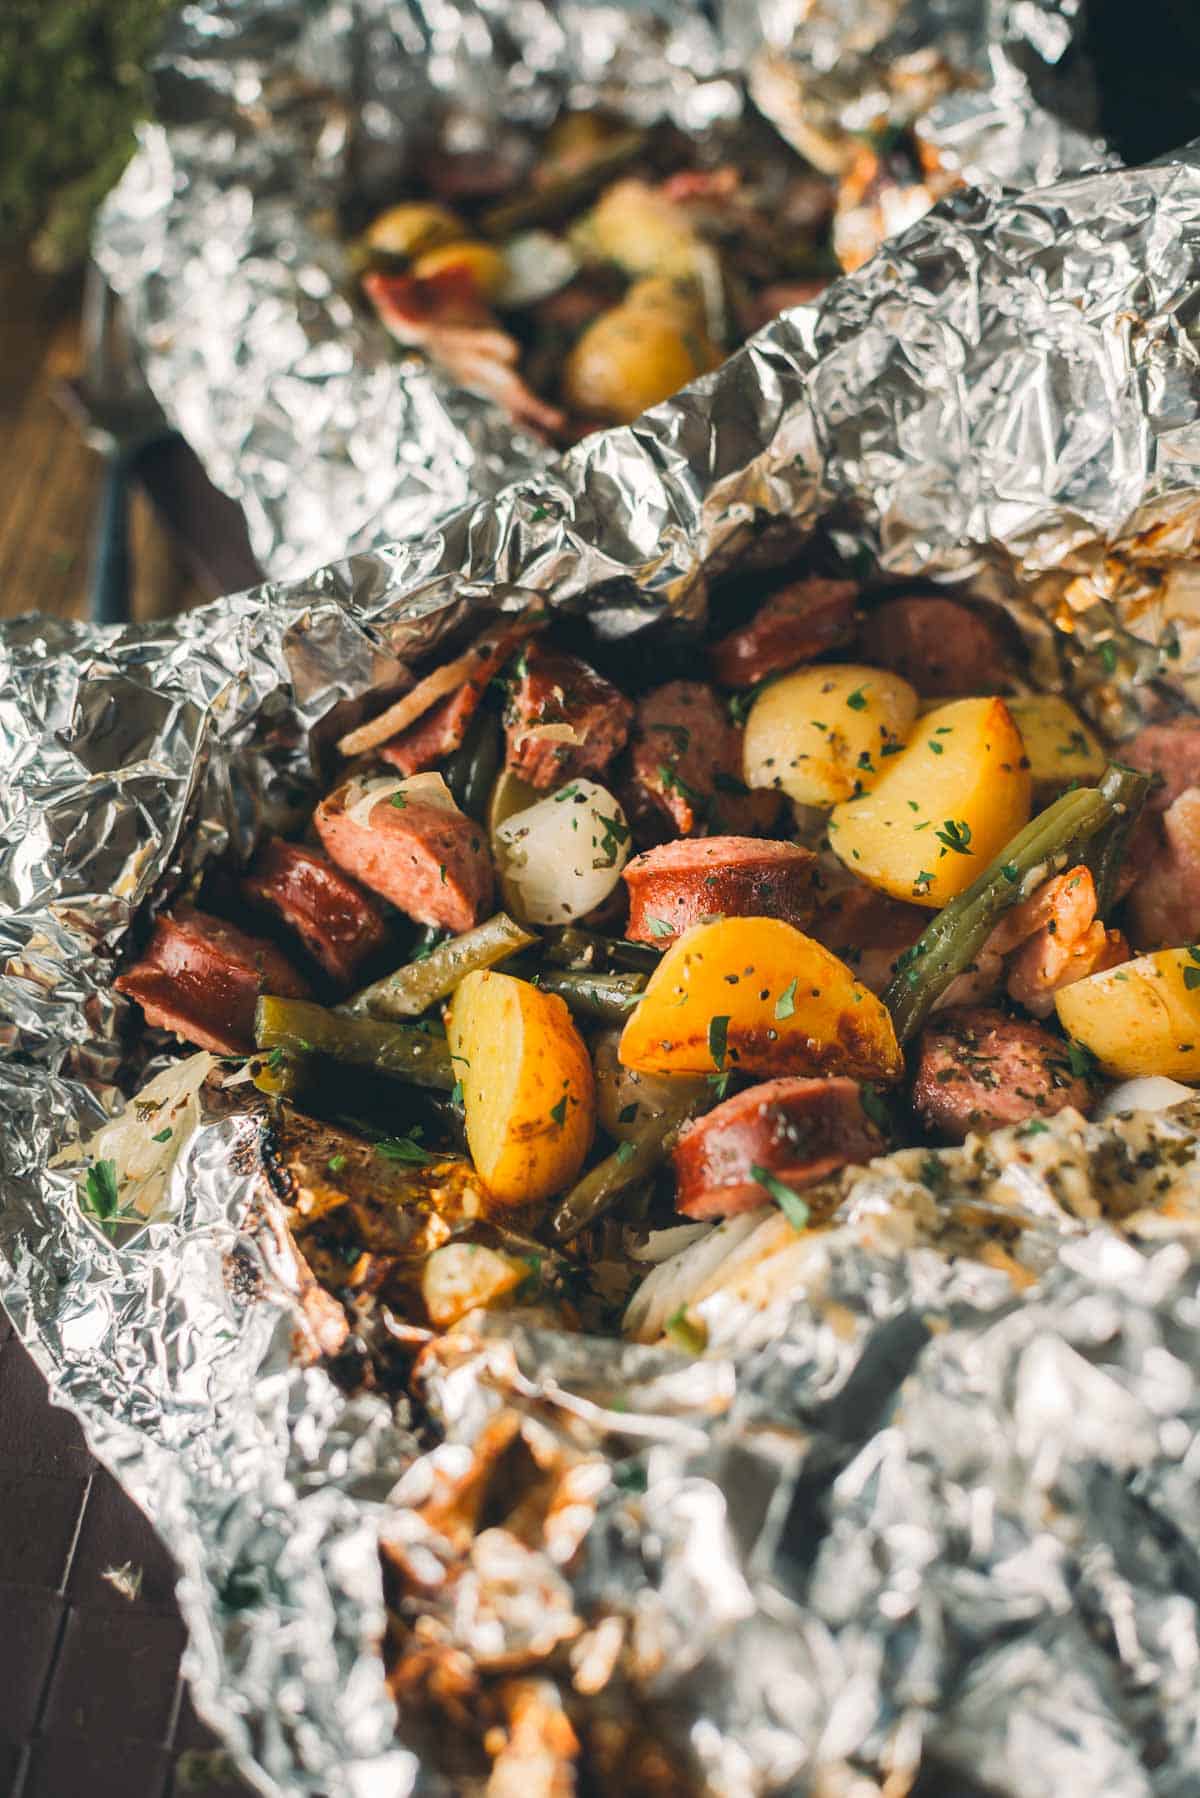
[742,663,919,808]
[1006,694,1105,794]
[412,240,507,299]
[560,307,721,425]
[828,697,1032,907]
[364,202,465,257]
[448,970,595,1207]
[1054,947,1200,1082]
[618,916,902,1082]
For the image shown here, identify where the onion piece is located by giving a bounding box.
[493,779,630,926]
[342,769,460,830]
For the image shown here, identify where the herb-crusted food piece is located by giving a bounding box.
[624,681,780,842]
[315,776,493,932]
[709,576,858,688]
[503,643,635,789]
[114,907,311,1057]
[672,1075,885,1218]
[242,838,389,989]
[741,663,919,808]
[860,595,1012,698]
[912,1007,1091,1142]
[619,916,903,1082]
[622,836,816,944]
[1054,947,1200,1082]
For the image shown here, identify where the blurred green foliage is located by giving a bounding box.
[0,0,173,270]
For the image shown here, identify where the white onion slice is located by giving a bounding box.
[343,770,459,830]
[493,779,630,926]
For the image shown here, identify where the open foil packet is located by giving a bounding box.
[92,0,1104,582]
[5,145,1200,1794]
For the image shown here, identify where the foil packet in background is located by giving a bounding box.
[4,144,1200,1795]
[92,0,1103,583]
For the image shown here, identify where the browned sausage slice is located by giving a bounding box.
[672,1076,885,1218]
[623,836,816,944]
[623,681,781,843]
[911,1007,1090,1142]
[314,783,493,932]
[1121,719,1200,812]
[860,596,1010,698]
[242,838,389,988]
[503,643,634,790]
[709,577,857,688]
[114,907,310,1056]
[380,687,475,776]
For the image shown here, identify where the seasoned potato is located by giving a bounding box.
[742,663,919,808]
[412,240,508,299]
[1006,694,1104,794]
[448,970,595,1206]
[421,1242,527,1329]
[1054,948,1200,1082]
[561,306,721,425]
[828,697,1032,908]
[364,202,465,258]
[574,178,700,278]
[618,916,902,1081]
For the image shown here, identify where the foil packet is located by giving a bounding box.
[5,143,1200,1795]
[92,0,1103,582]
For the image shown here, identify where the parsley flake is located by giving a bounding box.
[550,1095,568,1126]
[749,1164,810,1232]
[646,917,674,939]
[151,1126,173,1144]
[708,1014,730,1071]
[846,687,868,711]
[774,977,797,1021]
[935,818,972,856]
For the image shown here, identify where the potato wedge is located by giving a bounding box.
[448,970,595,1207]
[1006,695,1104,795]
[618,916,902,1082]
[828,697,1032,907]
[1054,947,1200,1082]
[742,664,919,808]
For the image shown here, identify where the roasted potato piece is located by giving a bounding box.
[574,177,700,278]
[618,916,902,1082]
[1005,694,1105,795]
[828,697,1032,907]
[448,970,595,1206]
[1054,947,1200,1082]
[742,663,919,808]
[560,305,721,425]
[365,201,465,258]
[412,240,507,299]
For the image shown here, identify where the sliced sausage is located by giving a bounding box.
[623,680,781,843]
[860,596,1010,698]
[242,838,389,988]
[709,577,857,688]
[912,1007,1090,1142]
[1120,719,1200,812]
[1126,789,1200,949]
[623,836,816,944]
[114,907,310,1056]
[503,643,634,790]
[314,782,493,932]
[809,883,927,994]
[672,1076,885,1218]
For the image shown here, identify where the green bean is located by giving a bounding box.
[551,1089,699,1241]
[342,913,536,1020]
[256,996,455,1089]
[543,926,661,973]
[1087,763,1151,916]
[443,710,501,822]
[882,777,1121,1044]
[480,128,647,239]
[536,969,647,1022]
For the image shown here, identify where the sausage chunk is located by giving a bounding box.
[623,836,816,944]
[114,907,310,1056]
[379,629,531,775]
[860,596,1009,698]
[912,1007,1090,1142]
[624,681,781,843]
[242,838,389,988]
[710,577,857,688]
[1121,720,1200,812]
[672,1076,885,1218]
[1127,789,1200,949]
[314,782,493,933]
[503,643,634,790]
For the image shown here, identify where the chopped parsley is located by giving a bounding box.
[376,1132,431,1165]
[846,687,868,711]
[774,977,797,1021]
[1098,641,1118,674]
[389,791,408,809]
[749,1164,810,1232]
[935,818,972,856]
[860,1085,891,1133]
[1184,946,1200,991]
[327,1153,347,1174]
[1059,729,1091,758]
[708,1014,730,1071]
[912,870,934,897]
[615,1140,637,1165]
[928,738,944,755]
[83,1158,121,1225]
[151,1126,173,1144]
[451,1079,465,1105]
[1000,863,1020,884]
[550,1095,568,1126]
[646,917,675,939]
[596,811,630,867]
[1066,1039,1101,1083]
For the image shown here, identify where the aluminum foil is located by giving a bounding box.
[5,143,1200,1795]
[92,0,1102,582]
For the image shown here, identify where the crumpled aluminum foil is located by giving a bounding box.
[92,0,1102,582]
[5,143,1200,1796]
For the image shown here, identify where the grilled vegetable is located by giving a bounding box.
[552,1086,699,1241]
[1005,694,1106,795]
[255,995,455,1089]
[1054,947,1200,1082]
[741,664,919,807]
[343,912,536,1020]
[536,969,647,1022]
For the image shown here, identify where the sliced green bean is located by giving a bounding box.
[552,1089,699,1241]
[1087,763,1151,915]
[256,996,454,1089]
[343,913,536,1020]
[543,926,661,973]
[537,969,647,1021]
[443,710,501,822]
[882,777,1121,1044]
